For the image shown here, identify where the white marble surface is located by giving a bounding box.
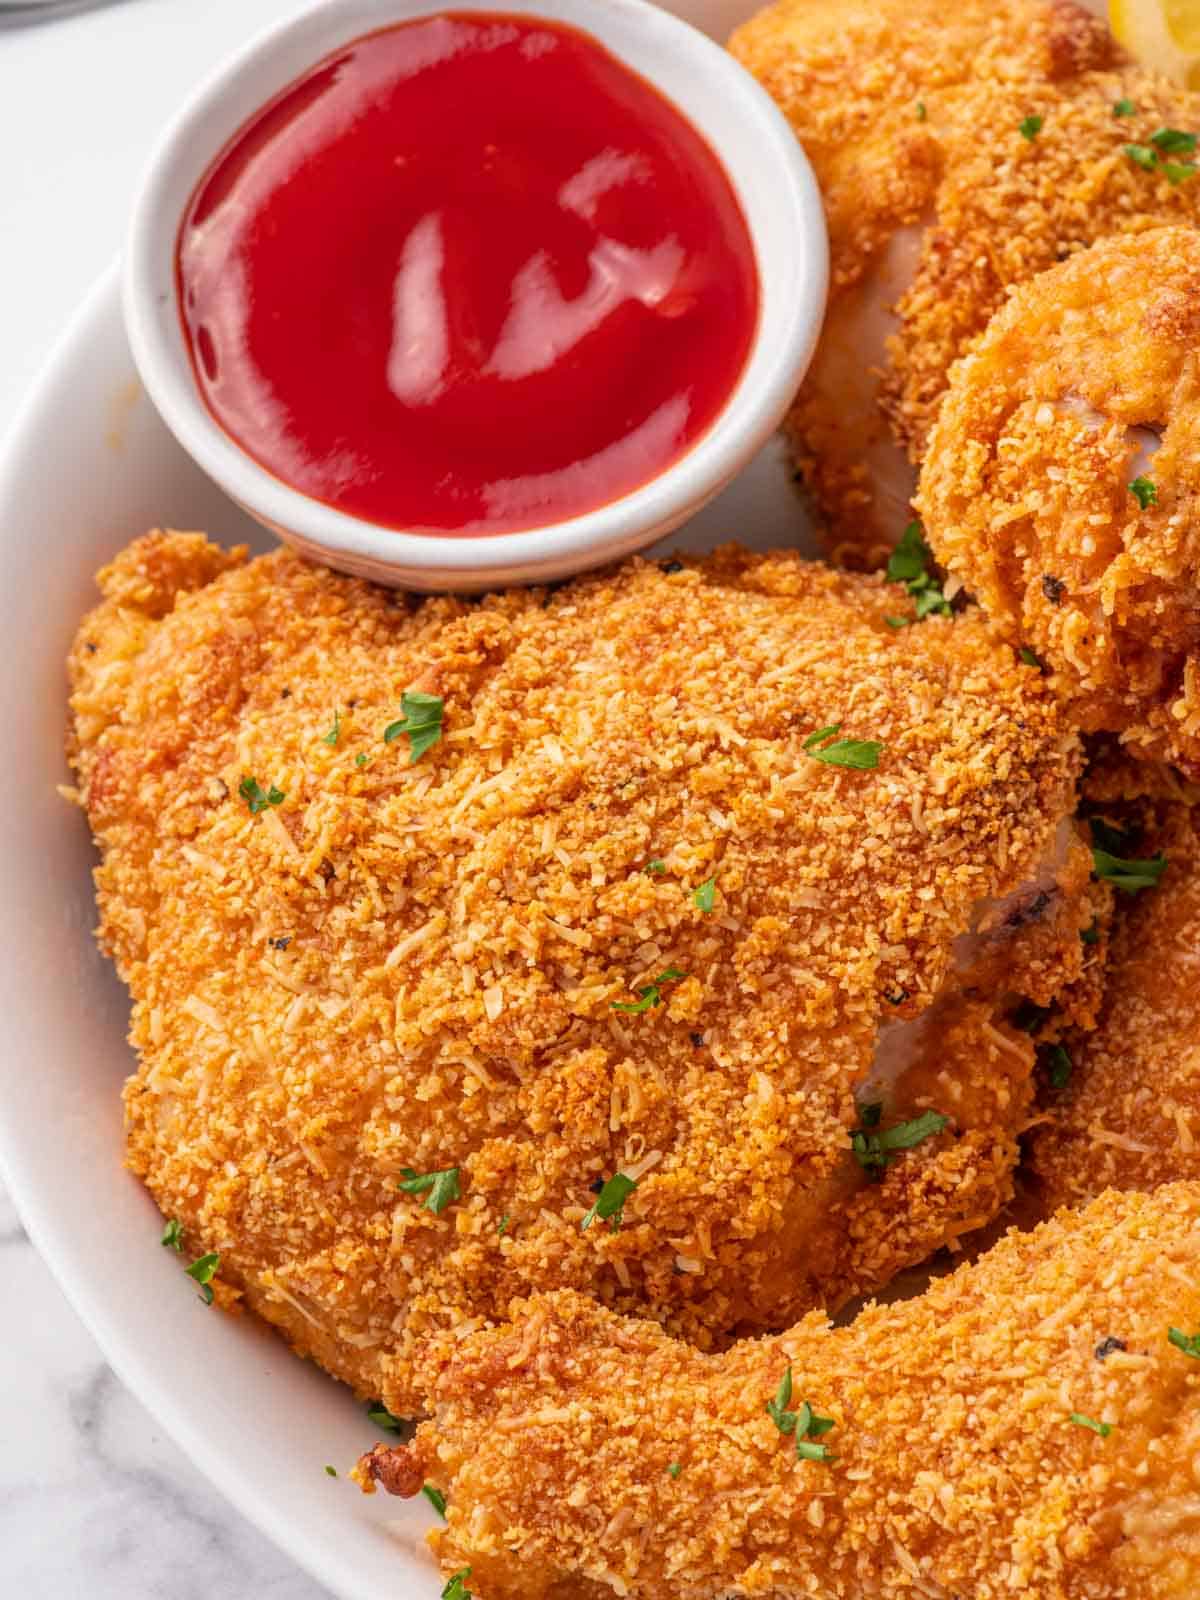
[1,0,335,1593]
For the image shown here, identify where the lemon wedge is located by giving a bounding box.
[1109,0,1200,86]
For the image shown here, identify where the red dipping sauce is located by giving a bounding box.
[177,13,759,535]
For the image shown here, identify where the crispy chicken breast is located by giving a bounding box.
[364,1182,1200,1600]
[731,1,1200,570]
[1029,776,1200,1210]
[918,227,1200,776]
[69,532,1097,1412]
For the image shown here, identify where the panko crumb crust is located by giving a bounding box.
[1031,797,1200,1211]
[728,0,1115,292]
[370,1183,1200,1600]
[731,0,1200,574]
[728,0,1119,566]
[886,80,1200,468]
[69,532,1082,1413]
[918,227,1200,776]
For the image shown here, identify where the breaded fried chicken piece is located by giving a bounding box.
[363,1183,1200,1600]
[1029,794,1200,1211]
[70,534,1096,1411]
[733,1,1200,573]
[918,227,1200,775]
[728,0,1114,291]
[732,0,1126,569]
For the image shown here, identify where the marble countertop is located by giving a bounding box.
[0,1,333,1593]
[1,1181,331,1598]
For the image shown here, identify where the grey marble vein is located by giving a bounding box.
[0,1176,333,1600]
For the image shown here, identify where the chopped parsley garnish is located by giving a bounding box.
[644,858,667,875]
[913,584,952,620]
[442,1571,473,1600]
[497,1213,511,1236]
[1151,126,1197,154]
[611,966,685,1014]
[581,1171,637,1233]
[1018,646,1045,671]
[1091,845,1168,894]
[421,1483,447,1518]
[886,520,952,622]
[766,1364,798,1433]
[1043,1043,1073,1089]
[1069,1412,1112,1437]
[1129,476,1158,509]
[803,725,883,771]
[1125,141,1159,170]
[795,1403,837,1462]
[668,1462,682,1478]
[1125,139,1198,182]
[322,708,341,747]
[851,1107,950,1173]
[886,520,931,583]
[1019,114,1044,140]
[160,1218,184,1252]
[915,100,927,121]
[367,1402,406,1432]
[765,1366,836,1461]
[692,876,716,913]
[325,1465,338,1477]
[239,775,285,815]
[1089,818,1167,892]
[1168,1327,1200,1359]
[398,1165,461,1214]
[185,1251,220,1306]
[1112,97,1136,117]
[355,753,369,769]
[1080,919,1100,945]
[383,690,444,763]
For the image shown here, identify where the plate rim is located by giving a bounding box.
[0,260,391,1600]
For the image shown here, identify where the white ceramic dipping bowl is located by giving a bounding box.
[124,0,828,591]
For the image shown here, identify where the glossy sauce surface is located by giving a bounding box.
[177,13,759,535]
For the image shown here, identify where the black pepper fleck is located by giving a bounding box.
[660,559,684,574]
[1095,1336,1126,1361]
[689,1031,704,1048]
[1041,574,1066,605]
[270,936,292,951]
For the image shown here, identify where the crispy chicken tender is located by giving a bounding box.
[728,0,1115,291]
[918,227,1200,775]
[70,533,1091,1411]
[733,0,1200,572]
[1030,796,1200,1210]
[729,0,1120,567]
[364,1183,1200,1600]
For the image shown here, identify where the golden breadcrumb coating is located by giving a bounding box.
[728,0,1118,568]
[918,227,1200,776]
[887,79,1200,466]
[1030,798,1200,1210]
[728,0,1115,291]
[363,1183,1200,1600]
[69,533,1087,1412]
